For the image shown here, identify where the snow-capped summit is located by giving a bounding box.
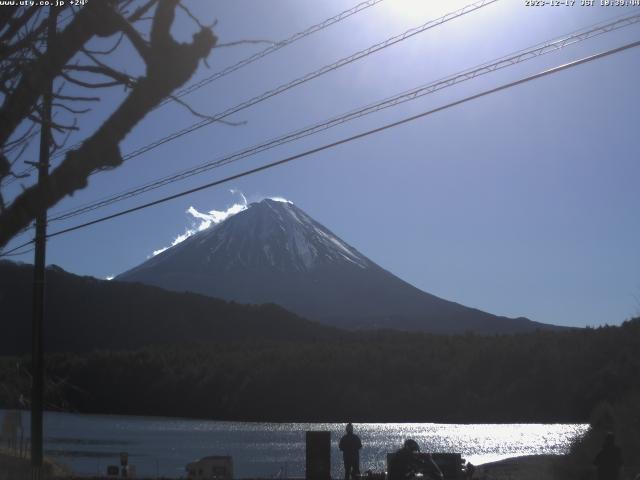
[117,199,553,334]
[127,199,369,276]
[199,198,370,271]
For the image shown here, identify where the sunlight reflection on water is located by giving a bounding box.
[1,410,588,478]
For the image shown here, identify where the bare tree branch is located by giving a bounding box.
[0,7,38,43]
[50,119,78,152]
[127,0,159,23]
[168,94,246,126]
[115,15,152,63]
[0,2,122,146]
[81,32,125,56]
[7,137,33,167]
[0,0,217,248]
[52,103,92,115]
[177,2,214,30]
[63,64,136,88]
[2,123,38,156]
[53,93,100,102]
[60,71,127,89]
[0,19,47,58]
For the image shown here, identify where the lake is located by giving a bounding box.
[0,410,588,478]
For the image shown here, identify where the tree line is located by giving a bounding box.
[1,318,638,423]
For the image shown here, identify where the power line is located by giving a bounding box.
[37,0,388,165]
[45,11,640,224]
[165,0,387,104]
[0,246,34,257]
[3,37,638,257]
[50,0,498,165]
[45,0,506,222]
[4,0,495,189]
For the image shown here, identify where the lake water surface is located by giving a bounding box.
[1,410,588,478]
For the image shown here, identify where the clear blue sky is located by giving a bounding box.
[4,0,640,327]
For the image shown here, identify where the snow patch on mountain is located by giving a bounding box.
[268,196,293,204]
[257,200,369,270]
[139,196,370,273]
[151,190,248,256]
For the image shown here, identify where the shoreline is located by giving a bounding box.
[1,451,562,480]
[2,411,581,479]
[475,454,560,480]
[1,406,590,426]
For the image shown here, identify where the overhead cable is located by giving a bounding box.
[46,12,640,224]
[3,36,638,257]
[166,0,387,104]
[50,0,499,165]
[2,0,387,186]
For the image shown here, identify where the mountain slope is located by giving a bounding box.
[117,199,554,334]
[0,260,338,355]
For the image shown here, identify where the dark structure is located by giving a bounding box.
[306,431,331,480]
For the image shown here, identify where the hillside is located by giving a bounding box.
[0,260,339,355]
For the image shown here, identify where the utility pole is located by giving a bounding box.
[30,6,56,480]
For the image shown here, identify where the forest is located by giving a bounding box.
[0,260,337,355]
[1,318,638,423]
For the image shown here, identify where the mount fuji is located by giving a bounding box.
[116,199,554,334]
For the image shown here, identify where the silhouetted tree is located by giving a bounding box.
[0,0,217,248]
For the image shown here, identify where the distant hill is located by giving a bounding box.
[0,260,338,355]
[117,198,558,334]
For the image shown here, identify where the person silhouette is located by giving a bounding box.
[339,423,362,480]
[593,432,623,480]
[387,439,443,480]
